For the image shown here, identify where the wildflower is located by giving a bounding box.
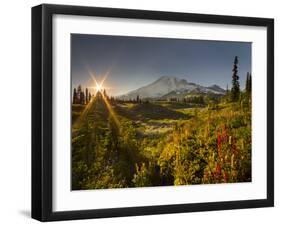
[232,143,239,156]
[215,163,221,176]
[217,132,222,156]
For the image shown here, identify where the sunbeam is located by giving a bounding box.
[101,92,120,129]
[87,69,120,128]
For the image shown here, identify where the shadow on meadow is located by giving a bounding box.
[114,102,190,121]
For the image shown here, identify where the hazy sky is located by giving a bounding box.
[71,34,251,96]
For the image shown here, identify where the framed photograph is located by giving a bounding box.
[32,4,274,221]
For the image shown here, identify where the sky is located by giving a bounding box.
[71,34,251,96]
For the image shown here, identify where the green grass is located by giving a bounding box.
[72,104,86,122]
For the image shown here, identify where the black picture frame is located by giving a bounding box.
[32,4,274,222]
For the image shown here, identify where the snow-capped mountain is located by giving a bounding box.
[207,84,225,94]
[118,76,225,100]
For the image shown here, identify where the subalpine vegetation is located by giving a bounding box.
[71,56,252,190]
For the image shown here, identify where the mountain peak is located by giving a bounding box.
[156,76,188,85]
[118,76,225,99]
[157,75,177,81]
[207,84,225,93]
[209,84,220,88]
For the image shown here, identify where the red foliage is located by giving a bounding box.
[217,132,221,156]
[215,163,221,176]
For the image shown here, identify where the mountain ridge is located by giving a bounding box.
[118,76,225,100]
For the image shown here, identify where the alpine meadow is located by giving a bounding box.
[71,34,252,190]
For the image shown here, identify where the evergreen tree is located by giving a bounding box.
[245,75,248,92]
[231,56,240,101]
[77,85,82,93]
[245,72,252,94]
[249,73,252,93]
[136,95,140,103]
[103,89,107,99]
[81,91,85,104]
[89,92,92,102]
[77,85,82,104]
[85,88,89,104]
[73,88,77,104]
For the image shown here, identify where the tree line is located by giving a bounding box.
[72,85,92,105]
[228,56,252,102]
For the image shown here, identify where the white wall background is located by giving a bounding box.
[0,0,279,225]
